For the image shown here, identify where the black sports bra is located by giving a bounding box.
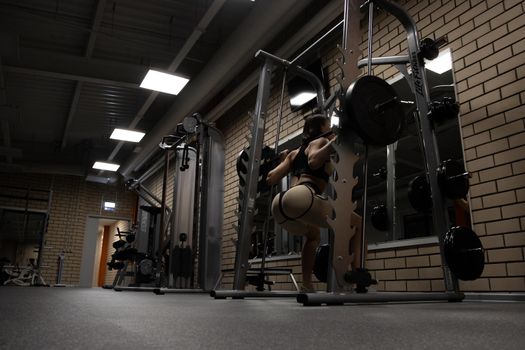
[291,144,330,182]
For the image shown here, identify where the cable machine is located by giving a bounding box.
[112,113,224,294]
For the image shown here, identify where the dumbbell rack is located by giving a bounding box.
[297,0,464,306]
[104,261,133,289]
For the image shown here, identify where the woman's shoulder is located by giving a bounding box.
[308,136,330,148]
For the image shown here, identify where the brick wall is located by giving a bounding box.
[214,0,525,292]
[0,173,136,285]
[446,0,524,292]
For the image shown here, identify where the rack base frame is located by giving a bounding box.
[297,291,465,306]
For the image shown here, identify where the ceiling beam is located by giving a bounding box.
[0,56,13,163]
[0,32,18,58]
[61,0,108,149]
[0,106,17,123]
[0,161,85,176]
[0,146,22,158]
[2,48,147,87]
[4,66,139,89]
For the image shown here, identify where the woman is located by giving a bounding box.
[266,114,337,292]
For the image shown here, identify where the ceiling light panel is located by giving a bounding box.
[140,69,190,95]
[92,161,120,171]
[110,128,145,142]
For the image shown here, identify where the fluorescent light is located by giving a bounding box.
[104,201,116,211]
[140,69,189,95]
[425,49,452,74]
[92,161,120,172]
[290,92,316,106]
[110,128,145,142]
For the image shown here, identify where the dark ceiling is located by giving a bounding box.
[0,0,341,182]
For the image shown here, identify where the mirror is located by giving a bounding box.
[0,209,46,266]
[365,48,470,244]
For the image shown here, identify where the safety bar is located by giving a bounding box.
[357,55,410,68]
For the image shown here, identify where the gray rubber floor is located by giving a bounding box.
[1,287,524,350]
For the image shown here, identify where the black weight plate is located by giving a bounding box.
[313,244,330,283]
[420,37,439,60]
[444,226,485,281]
[108,261,125,270]
[114,248,137,261]
[236,145,278,193]
[112,240,126,249]
[371,204,389,231]
[408,175,432,211]
[138,258,153,275]
[344,75,405,146]
[438,159,469,200]
[236,148,249,187]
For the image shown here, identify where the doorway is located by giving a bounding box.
[79,217,130,287]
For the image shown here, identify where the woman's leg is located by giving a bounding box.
[349,211,366,269]
[271,188,323,290]
[301,225,320,290]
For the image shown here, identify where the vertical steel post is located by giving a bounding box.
[374,0,459,293]
[233,59,274,290]
[386,143,397,241]
[156,151,170,287]
[37,189,53,269]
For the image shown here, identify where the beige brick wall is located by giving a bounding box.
[0,173,136,285]
[455,0,525,292]
[211,0,525,292]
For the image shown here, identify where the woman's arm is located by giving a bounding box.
[306,136,336,169]
[266,150,297,186]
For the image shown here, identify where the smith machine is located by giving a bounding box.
[110,114,225,294]
[213,0,484,304]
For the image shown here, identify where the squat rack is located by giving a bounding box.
[298,0,463,305]
[213,0,466,304]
